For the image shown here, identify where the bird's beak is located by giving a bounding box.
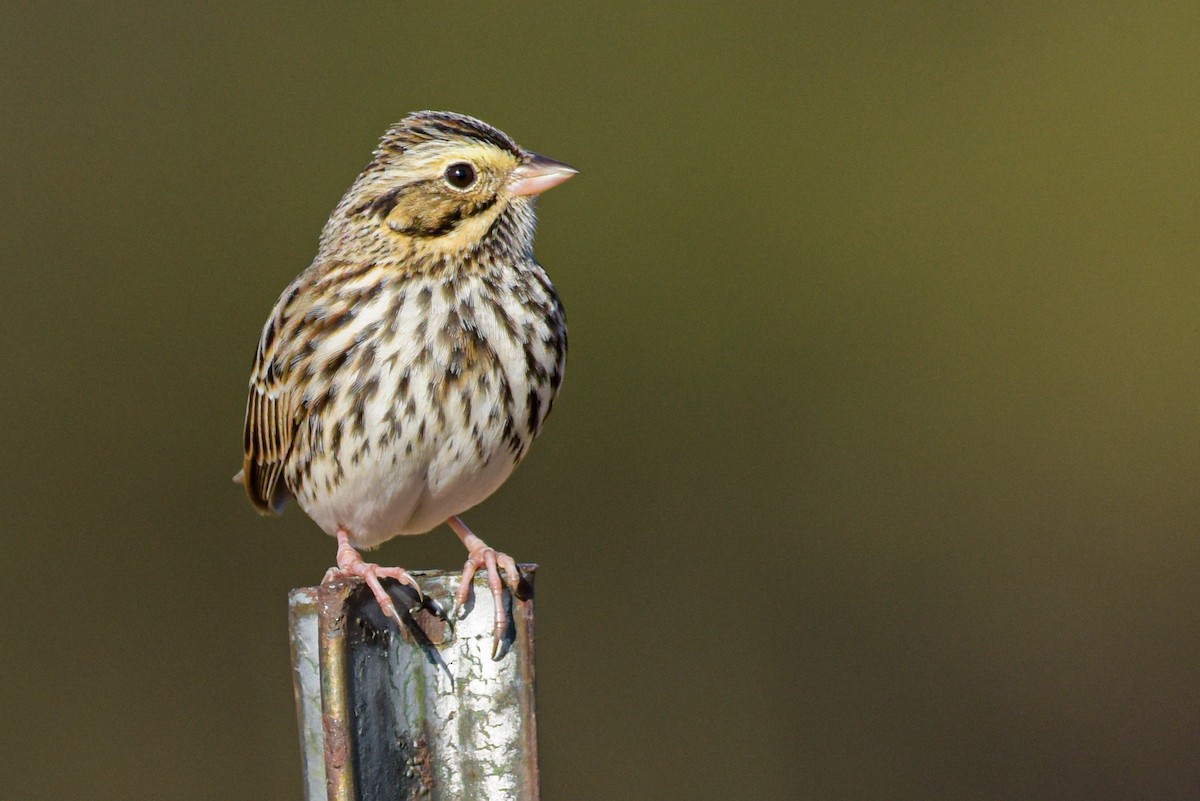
[509,153,578,197]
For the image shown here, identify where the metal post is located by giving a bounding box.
[289,566,539,801]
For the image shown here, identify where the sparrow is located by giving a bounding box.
[237,111,575,658]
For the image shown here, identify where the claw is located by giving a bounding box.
[332,527,423,630]
[376,566,425,606]
[496,552,525,598]
[377,595,403,627]
[445,516,521,661]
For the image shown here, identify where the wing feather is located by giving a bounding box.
[240,281,305,514]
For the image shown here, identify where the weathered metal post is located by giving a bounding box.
[288,567,539,801]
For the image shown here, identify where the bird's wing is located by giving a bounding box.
[240,280,306,514]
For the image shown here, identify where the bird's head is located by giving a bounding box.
[322,111,576,266]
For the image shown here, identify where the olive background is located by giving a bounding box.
[3,3,1199,800]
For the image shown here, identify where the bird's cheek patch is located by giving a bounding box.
[385,196,463,239]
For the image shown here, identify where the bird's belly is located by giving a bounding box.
[298,440,517,549]
[287,267,562,550]
[295,358,524,548]
[405,441,518,535]
[297,454,427,547]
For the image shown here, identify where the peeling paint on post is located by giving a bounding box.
[289,589,328,800]
[288,566,539,801]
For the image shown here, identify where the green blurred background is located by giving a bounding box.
[3,2,1199,799]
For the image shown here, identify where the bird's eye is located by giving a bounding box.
[444,162,476,189]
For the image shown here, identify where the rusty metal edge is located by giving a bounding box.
[515,565,540,801]
[317,579,357,801]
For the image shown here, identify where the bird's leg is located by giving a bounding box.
[322,527,423,627]
[447,515,522,660]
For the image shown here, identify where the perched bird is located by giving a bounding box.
[237,111,575,657]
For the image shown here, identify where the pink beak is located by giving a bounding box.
[509,153,578,197]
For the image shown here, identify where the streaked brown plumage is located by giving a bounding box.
[237,111,576,657]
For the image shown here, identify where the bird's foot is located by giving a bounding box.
[446,516,522,660]
[323,528,424,628]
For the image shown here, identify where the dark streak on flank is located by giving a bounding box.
[386,287,408,320]
[322,349,349,379]
[330,420,344,456]
[526,388,542,437]
[350,376,379,437]
[482,292,518,339]
[460,388,473,428]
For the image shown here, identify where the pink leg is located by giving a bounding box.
[447,516,522,660]
[322,528,423,627]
